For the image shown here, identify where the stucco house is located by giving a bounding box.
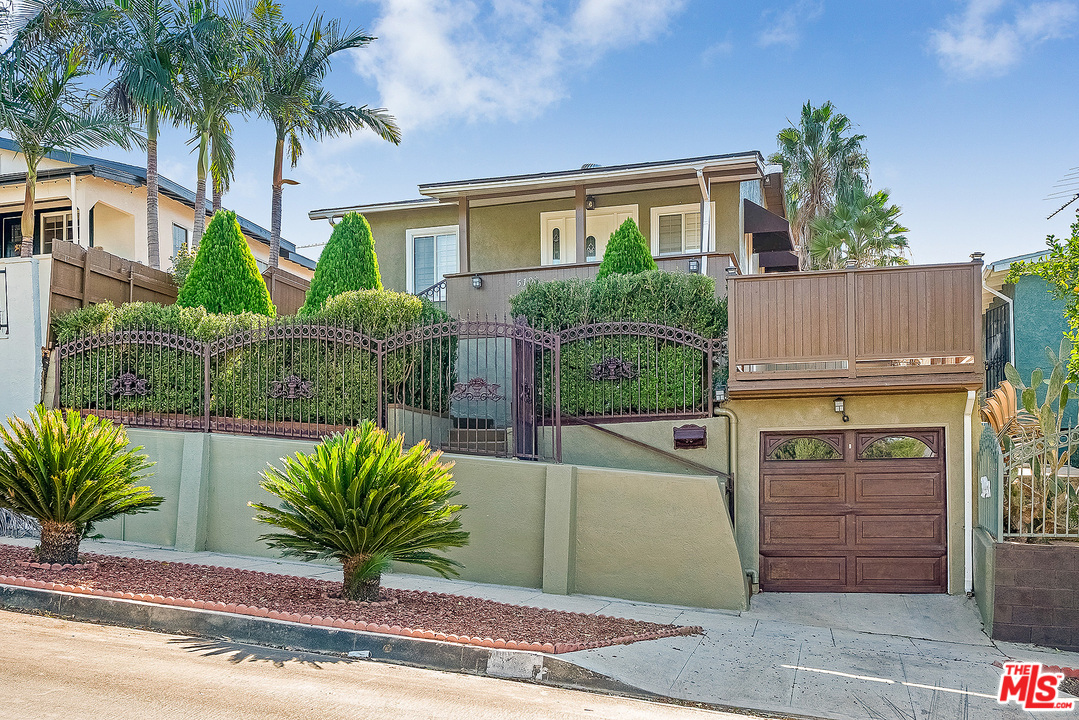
[0,138,315,277]
[307,151,985,601]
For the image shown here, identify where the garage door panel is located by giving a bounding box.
[855,472,943,504]
[762,556,845,586]
[855,514,944,546]
[763,473,845,504]
[854,556,944,589]
[763,515,845,546]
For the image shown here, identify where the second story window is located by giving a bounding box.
[407,225,459,293]
[173,224,189,259]
[651,203,713,256]
[40,211,73,254]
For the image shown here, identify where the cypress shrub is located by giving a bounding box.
[596,218,657,279]
[300,213,382,316]
[177,211,275,316]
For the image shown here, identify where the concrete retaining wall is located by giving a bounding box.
[104,429,748,610]
[987,541,1079,651]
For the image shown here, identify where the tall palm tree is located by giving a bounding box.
[256,1,399,267]
[0,43,139,257]
[174,0,260,247]
[808,186,909,269]
[768,101,869,269]
[98,0,184,269]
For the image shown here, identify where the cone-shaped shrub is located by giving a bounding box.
[596,217,657,279]
[178,210,275,316]
[300,212,382,316]
[0,407,161,565]
[252,421,468,602]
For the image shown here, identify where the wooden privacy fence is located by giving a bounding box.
[49,240,177,318]
[54,318,726,461]
[727,262,984,394]
[262,266,310,316]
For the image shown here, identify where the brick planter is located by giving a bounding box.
[992,541,1079,651]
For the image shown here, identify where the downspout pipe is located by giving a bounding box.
[963,389,976,594]
[715,407,751,582]
[982,274,1015,367]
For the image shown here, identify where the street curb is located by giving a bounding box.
[0,581,653,699]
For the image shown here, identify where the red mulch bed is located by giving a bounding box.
[0,545,699,653]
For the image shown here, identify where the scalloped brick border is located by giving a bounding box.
[0,573,701,654]
[15,561,98,571]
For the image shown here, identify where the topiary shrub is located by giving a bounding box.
[300,213,383,316]
[596,217,656,279]
[178,210,275,316]
[252,421,468,601]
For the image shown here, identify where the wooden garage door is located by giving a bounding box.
[759,429,946,593]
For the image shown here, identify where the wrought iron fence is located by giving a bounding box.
[56,318,724,462]
[984,425,1079,539]
[415,279,447,312]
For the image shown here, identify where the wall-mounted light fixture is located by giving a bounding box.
[472,274,483,289]
[688,258,701,274]
[845,259,858,269]
[585,195,596,210]
[714,386,728,403]
[834,397,849,423]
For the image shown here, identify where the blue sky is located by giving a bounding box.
[100,0,1079,265]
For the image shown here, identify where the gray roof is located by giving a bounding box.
[0,138,315,270]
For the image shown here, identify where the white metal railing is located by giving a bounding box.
[998,425,1079,539]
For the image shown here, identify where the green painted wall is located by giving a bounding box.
[97,429,185,547]
[1008,275,1077,425]
[726,391,972,594]
[554,416,731,476]
[973,528,995,629]
[575,466,746,609]
[470,198,572,273]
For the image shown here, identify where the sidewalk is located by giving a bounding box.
[4,536,1077,719]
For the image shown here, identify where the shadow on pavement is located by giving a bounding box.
[169,637,359,669]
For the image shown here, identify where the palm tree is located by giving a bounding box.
[808,186,909,269]
[98,0,184,269]
[174,0,260,247]
[0,42,139,257]
[0,407,162,565]
[256,1,399,267]
[768,101,869,269]
[252,422,468,602]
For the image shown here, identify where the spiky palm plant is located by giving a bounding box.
[252,422,468,602]
[0,407,161,565]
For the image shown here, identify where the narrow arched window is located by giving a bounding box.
[586,235,597,262]
[552,227,560,261]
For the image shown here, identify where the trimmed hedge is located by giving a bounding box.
[596,218,656,279]
[300,213,383,316]
[178,211,275,317]
[54,290,454,422]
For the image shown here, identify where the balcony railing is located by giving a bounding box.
[727,262,984,396]
[442,252,739,317]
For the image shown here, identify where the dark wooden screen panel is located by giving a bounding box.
[263,266,311,317]
[48,240,177,320]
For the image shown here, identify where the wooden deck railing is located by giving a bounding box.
[727,262,984,396]
[444,252,739,317]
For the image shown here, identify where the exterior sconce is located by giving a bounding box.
[714,386,728,403]
[688,258,701,274]
[585,195,596,210]
[845,259,858,269]
[472,274,483,289]
[834,397,849,423]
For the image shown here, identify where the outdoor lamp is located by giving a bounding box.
[714,386,728,403]
[834,397,850,423]
[472,275,483,289]
[845,259,858,269]
[585,195,597,210]
[970,252,985,262]
[688,258,701,274]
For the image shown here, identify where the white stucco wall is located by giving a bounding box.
[0,256,50,424]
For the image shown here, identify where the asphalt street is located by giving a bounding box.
[0,610,770,720]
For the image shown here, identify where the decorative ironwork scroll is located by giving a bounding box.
[108,373,150,396]
[268,375,313,400]
[589,357,638,381]
[451,377,504,401]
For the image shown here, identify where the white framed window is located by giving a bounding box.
[40,211,73,254]
[172,224,189,258]
[406,225,459,293]
[650,203,714,256]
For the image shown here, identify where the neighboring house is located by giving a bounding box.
[0,138,316,278]
[982,250,1076,424]
[309,151,985,600]
[309,151,798,314]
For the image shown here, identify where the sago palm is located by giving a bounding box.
[768,101,869,269]
[0,407,161,565]
[256,0,399,267]
[252,422,468,602]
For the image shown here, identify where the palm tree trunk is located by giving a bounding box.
[20,165,36,258]
[212,176,222,213]
[146,111,161,269]
[342,555,381,602]
[192,132,209,248]
[269,136,284,269]
[37,520,80,565]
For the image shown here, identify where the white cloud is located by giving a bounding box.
[756,1,823,49]
[352,0,686,130]
[701,37,734,64]
[931,0,1078,77]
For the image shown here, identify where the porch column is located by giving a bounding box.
[575,186,586,263]
[697,170,712,252]
[458,195,470,273]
